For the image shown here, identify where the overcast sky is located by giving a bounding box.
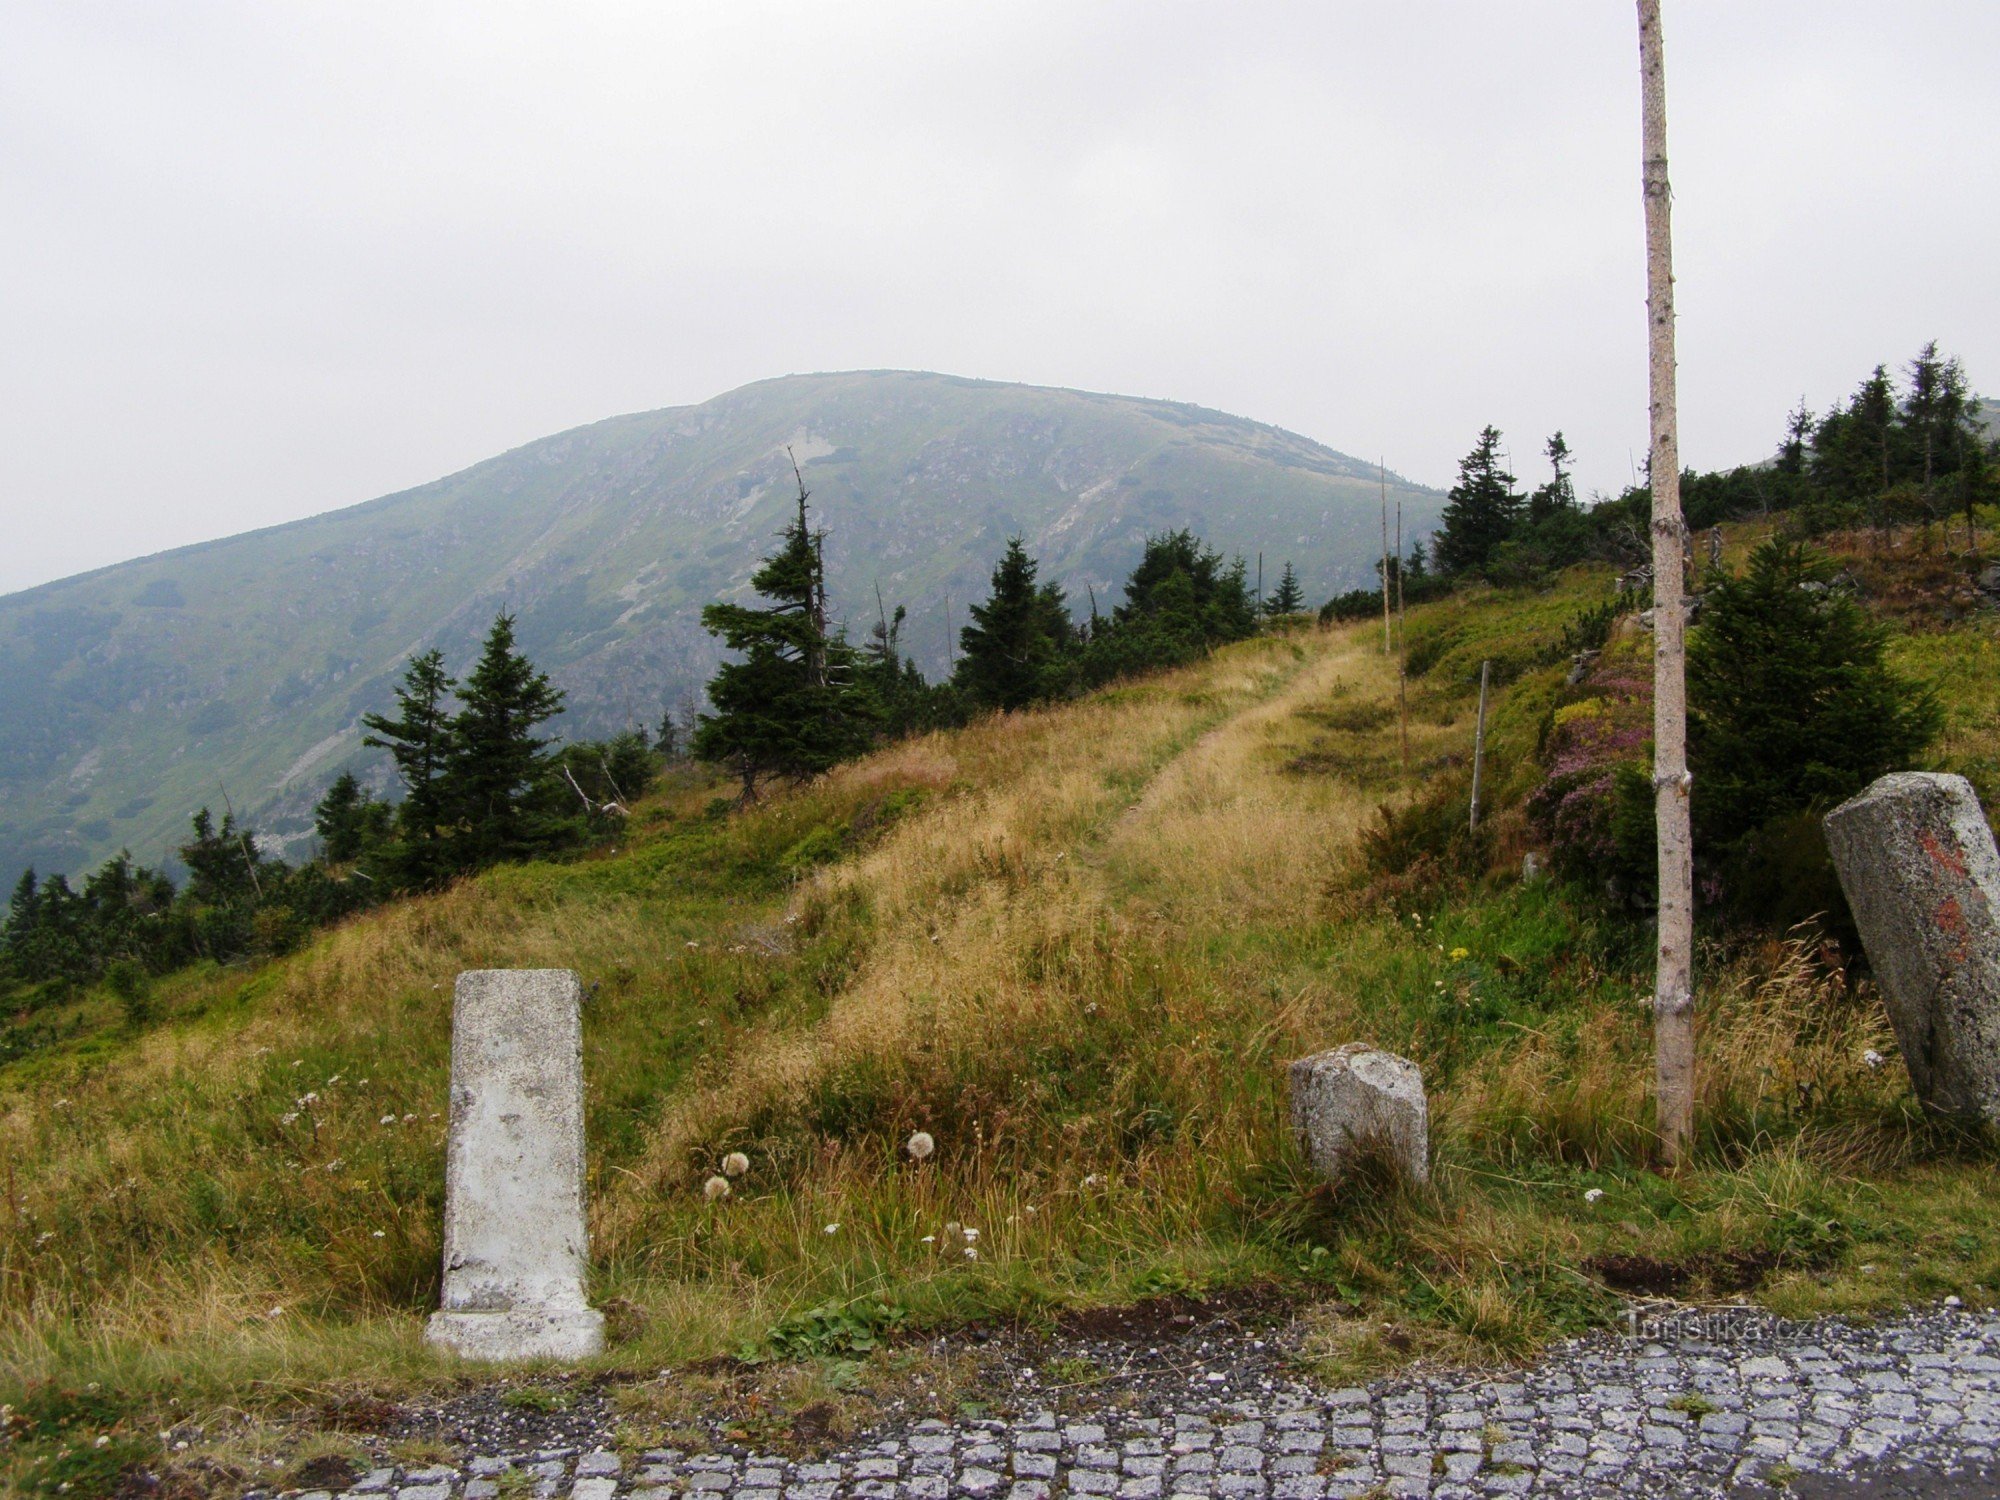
[3,2,1995,595]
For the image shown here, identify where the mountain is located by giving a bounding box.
[0,370,1442,882]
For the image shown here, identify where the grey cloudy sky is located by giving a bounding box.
[3,2,1995,595]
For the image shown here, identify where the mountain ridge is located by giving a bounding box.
[0,369,1444,883]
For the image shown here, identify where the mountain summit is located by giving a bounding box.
[0,370,1441,880]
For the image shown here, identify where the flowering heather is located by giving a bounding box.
[1529,663,1653,880]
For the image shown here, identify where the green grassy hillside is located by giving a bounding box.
[0,371,1442,886]
[4,530,1995,1495]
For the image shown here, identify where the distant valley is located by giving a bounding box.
[0,369,1442,882]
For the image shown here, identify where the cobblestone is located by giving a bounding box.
[231,1305,2000,1499]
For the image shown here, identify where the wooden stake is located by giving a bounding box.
[1639,0,1696,1165]
[1396,500,1409,772]
[1469,659,1490,832]
[1379,462,1392,654]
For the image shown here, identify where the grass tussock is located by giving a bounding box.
[3,553,1997,1495]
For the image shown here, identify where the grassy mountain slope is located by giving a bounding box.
[0,371,1442,885]
[5,535,1995,1493]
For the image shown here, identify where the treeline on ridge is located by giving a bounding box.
[1323,341,1991,622]
[1,488,1313,1013]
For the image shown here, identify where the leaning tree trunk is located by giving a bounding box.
[1639,0,1695,1165]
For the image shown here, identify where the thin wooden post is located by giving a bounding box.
[1639,0,1696,1165]
[1379,462,1392,654]
[1469,659,1490,831]
[1396,500,1409,772]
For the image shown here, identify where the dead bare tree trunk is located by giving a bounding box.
[1639,0,1695,1165]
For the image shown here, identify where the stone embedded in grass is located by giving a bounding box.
[425,969,605,1361]
[1286,1042,1430,1186]
[1824,772,2000,1124]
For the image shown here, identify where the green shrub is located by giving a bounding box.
[1690,539,1941,851]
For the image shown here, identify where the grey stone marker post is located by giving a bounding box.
[425,968,605,1361]
[1824,772,2000,1124]
[1287,1042,1430,1185]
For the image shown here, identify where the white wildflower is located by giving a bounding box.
[823,1223,840,1235]
[962,1227,980,1244]
[703,1176,731,1201]
[1863,1049,1885,1069]
[372,1230,386,1239]
[964,1246,979,1260]
[1584,1188,1605,1204]
[1082,1174,1103,1188]
[94,1436,110,1449]
[921,1235,936,1244]
[905,1131,935,1161]
[380,1114,396,1125]
[721,1151,751,1178]
[280,1112,299,1125]
[402,1113,417,1123]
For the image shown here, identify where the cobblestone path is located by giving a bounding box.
[254,1305,2000,1500]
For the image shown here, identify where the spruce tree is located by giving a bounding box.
[1526,432,1578,523]
[1264,561,1304,616]
[440,612,568,871]
[1689,538,1941,848]
[313,771,391,864]
[693,477,876,798]
[362,648,458,886]
[1433,427,1521,574]
[957,538,1062,711]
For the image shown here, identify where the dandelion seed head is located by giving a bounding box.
[702,1176,731,1201]
[721,1151,751,1178]
[905,1131,935,1161]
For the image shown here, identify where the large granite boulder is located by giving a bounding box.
[1824,772,2000,1124]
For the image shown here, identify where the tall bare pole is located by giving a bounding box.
[1396,500,1409,771]
[1639,0,1695,1165]
[1379,462,1392,654]
[1468,660,1490,831]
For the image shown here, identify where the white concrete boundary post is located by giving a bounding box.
[425,968,605,1361]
